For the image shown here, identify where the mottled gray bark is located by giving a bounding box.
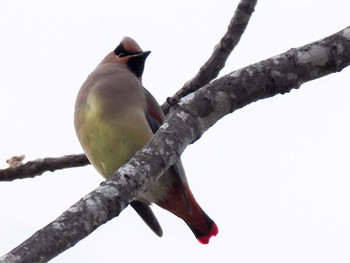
[162,0,258,113]
[1,26,349,263]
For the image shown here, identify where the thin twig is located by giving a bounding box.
[0,154,89,181]
[161,0,258,113]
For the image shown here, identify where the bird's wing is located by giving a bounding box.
[130,200,163,237]
[144,88,192,214]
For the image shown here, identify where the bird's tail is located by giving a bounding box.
[186,209,219,244]
[156,184,218,244]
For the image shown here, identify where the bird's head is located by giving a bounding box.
[114,37,151,78]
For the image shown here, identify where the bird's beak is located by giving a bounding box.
[135,50,151,58]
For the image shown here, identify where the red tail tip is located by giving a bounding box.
[197,224,219,244]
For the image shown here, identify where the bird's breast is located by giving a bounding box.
[76,93,152,177]
[74,64,174,203]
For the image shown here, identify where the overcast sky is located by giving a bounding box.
[1,0,350,262]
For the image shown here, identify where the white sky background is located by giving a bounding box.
[0,0,350,262]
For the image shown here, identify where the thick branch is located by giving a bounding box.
[1,26,349,262]
[0,154,89,181]
[162,0,258,113]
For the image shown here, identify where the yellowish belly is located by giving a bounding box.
[75,93,172,203]
[81,119,152,178]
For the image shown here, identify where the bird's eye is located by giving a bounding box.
[117,53,126,58]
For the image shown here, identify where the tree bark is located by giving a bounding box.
[1,26,349,263]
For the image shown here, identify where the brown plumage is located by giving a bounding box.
[74,37,218,243]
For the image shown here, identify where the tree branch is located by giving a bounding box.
[0,0,258,182]
[0,154,89,182]
[162,0,258,113]
[2,26,349,263]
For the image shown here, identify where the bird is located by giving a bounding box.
[74,37,218,244]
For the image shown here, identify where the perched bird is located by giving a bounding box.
[74,37,218,244]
